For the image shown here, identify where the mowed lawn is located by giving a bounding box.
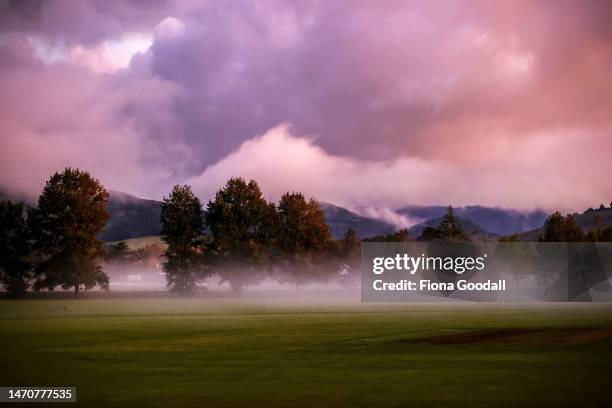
[1,299,611,407]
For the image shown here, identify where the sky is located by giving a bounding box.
[0,0,611,215]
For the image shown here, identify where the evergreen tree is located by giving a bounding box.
[205,178,277,291]
[160,185,207,293]
[0,200,32,296]
[438,206,468,241]
[29,168,109,297]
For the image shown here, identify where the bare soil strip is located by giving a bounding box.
[403,328,612,345]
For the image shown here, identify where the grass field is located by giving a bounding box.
[1,298,611,407]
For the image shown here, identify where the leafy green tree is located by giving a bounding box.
[277,192,331,288]
[29,168,109,297]
[0,200,32,296]
[438,206,468,241]
[160,185,207,293]
[205,178,277,291]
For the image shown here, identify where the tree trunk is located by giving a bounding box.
[73,254,80,298]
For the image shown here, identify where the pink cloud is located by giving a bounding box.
[187,125,612,212]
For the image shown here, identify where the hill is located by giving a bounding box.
[319,202,395,239]
[398,205,547,236]
[100,191,163,241]
[408,216,497,240]
[518,207,612,241]
[104,193,395,242]
[1,189,394,241]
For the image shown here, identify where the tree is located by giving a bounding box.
[438,206,468,241]
[29,168,109,297]
[564,214,583,242]
[498,234,519,243]
[338,227,360,285]
[539,212,584,242]
[600,226,612,242]
[539,211,565,241]
[585,214,602,242]
[205,178,277,291]
[277,192,331,288]
[0,200,31,296]
[160,185,207,293]
[341,227,360,266]
[417,227,443,241]
[364,229,412,242]
[105,241,131,264]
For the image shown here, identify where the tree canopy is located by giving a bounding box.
[539,212,584,242]
[161,185,207,293]
[28,168,109,297]
[0,200,31,296]
[205,178,277,291]
[277,192,331,287]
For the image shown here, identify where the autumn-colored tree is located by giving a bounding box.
[277,192,331,288]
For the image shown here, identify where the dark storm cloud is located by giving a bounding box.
[0,0,169,44]
[139,0,612,168]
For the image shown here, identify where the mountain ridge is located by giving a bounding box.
[398,205,547,236]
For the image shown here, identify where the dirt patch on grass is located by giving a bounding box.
[403,328,612,345]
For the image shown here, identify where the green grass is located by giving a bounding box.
[1,299,611,407]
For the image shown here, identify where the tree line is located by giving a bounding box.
[0,168,359,296]
[160,179,351,293]
[1,167,610,296]
[499,211,612,243]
